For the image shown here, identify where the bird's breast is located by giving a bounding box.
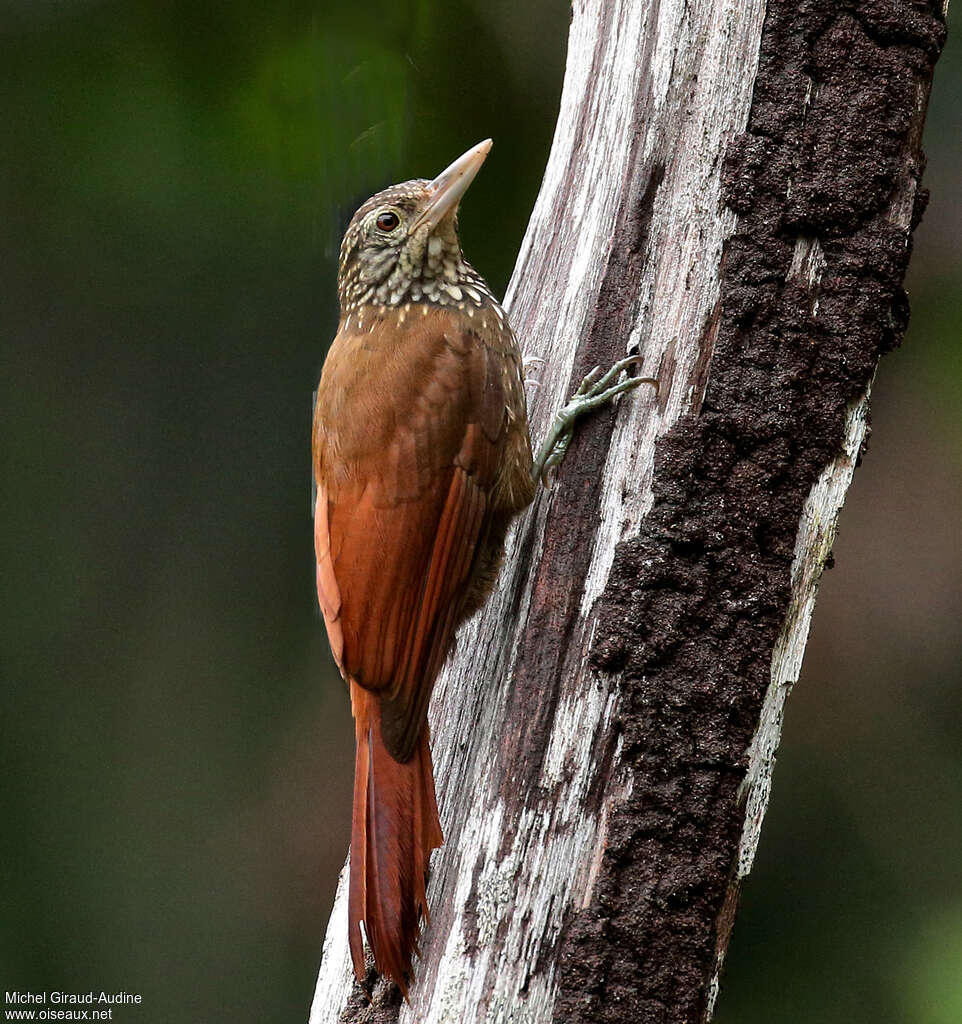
[313,303,531,506]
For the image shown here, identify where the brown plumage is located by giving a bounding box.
[312,141,534,993]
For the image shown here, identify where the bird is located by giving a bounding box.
[312,139,657,996]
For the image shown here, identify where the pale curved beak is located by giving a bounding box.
[410,139,492,234]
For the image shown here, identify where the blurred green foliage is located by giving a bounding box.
[1,2,959,1022]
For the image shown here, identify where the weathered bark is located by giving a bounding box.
[310,0,947,1021]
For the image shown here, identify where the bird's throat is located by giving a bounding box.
[346,237,498,318]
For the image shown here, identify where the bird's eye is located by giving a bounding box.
[376,210,400,232]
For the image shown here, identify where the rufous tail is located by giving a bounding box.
[348,683,443,995]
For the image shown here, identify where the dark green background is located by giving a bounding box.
[2,3,959,1021]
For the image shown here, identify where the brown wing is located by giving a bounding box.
[313,308,524,762]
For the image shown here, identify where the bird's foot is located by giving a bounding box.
[522,355,545,396]
[523,354,546,379]
[532,355,658,486]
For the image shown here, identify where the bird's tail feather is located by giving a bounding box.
[348,684,443,995]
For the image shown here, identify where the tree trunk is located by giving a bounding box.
[310,0,947,1021]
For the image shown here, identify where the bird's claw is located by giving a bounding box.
[533,355,659,487]
[576,364,604,395]
[523,354,546,377]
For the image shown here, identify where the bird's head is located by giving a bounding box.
[337,139,493,318]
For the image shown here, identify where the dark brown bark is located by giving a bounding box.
[556,3,945,1022]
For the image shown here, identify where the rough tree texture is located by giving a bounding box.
[310,1,946,1022]
[561,2,947,1022]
